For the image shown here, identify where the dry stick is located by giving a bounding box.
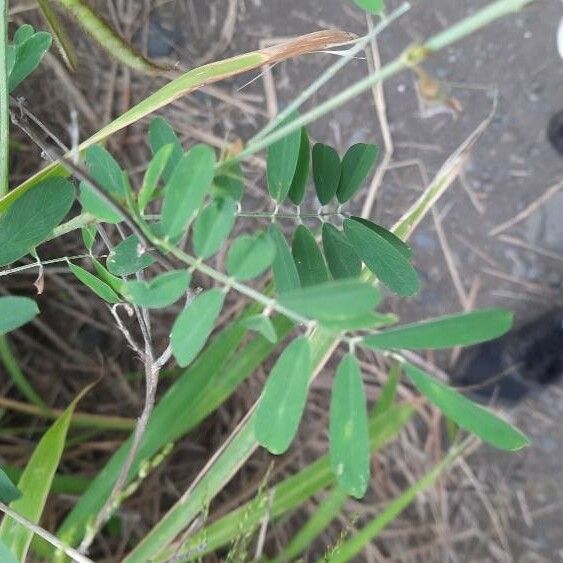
[0,501,93,563]
[489,178,563,237]
[498,234,563,264]
[361,17,394,219]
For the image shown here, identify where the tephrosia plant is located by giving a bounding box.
[0,0,533,561]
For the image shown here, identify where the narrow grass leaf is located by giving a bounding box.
[266,112,302,202]
[372,362,401,417]
[122,271,190,309]
[352,0,384,15]
[288,128,310,205]
[0,297,39,335]
[241,315,278,343]
[352,217,412,258]
[106,235,155,276]
[193,198,237,259]
[226,232,275,281]
[161,145,216,239]
[292,225,329,287]
[403,362,528,451]
[0,470,20,504]
[363,309,513,350]
[255,337,312,454]
[279,280,379,322]
[171,289,225,368]
[344,218,420,297]
[322,223,362,279]
[138,144,173,212]
[337,143,379,203]
[269,224,300,294]
[8,28,51,92]
[0,384,92,561]
[330,354,370,498]
[68,263,121,304]
[0,178,74,267]
[312,143,341,205]
[148,118,183,182]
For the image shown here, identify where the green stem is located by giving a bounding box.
[0,0,8,197]
[0,335,48,410]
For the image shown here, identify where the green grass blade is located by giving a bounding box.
[0,0,8,198]
[0,384,92,561]
[326,442,466,562]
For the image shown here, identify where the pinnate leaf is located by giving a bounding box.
[193,198,237,259]
[312,143,341,205]
[337,143,379,203]
[226,232,275,281]
[288,128,311,205]
[269,224,300,294]
[322,223,362,279]
[107,235,155,277]
[122,271,190,309]
[292,225,329,287]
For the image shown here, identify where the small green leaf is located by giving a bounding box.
[213,162,244,201]
[269,224,300,294]
[0,385,92,561]
[372,362,401,417]
[279,280,380,322]
[8,27,51,92]
[122,271,190,309]
[106,235,155,277]
[255,337,312,454]
[84,145,127,198]
[138,144,173,212]
[403,362,528,451]
[0,297,39,336]
[330,354,370,498]
[337,143,379,203]
[241,315,278,343]
[149,118,183,182]
[0,469,21,504]
[321,312,397,332]
[161,145,216,239]
[288,129,311,205]
[362,309,513,350]
[312,143,341,205]
[352,0,384,15]
[92,259,124,294]
[226,232,275,281]
[351,217,412,258]
[0,177,74,267]
[292,225,329,287]
[322,223,362,280]
[68,263,121,304]
[171,289,225,368]
[81,225,96,252]
[79,183,123,223]
[267,112,302,202]
[193,198,237,259]
[344,218,420,297]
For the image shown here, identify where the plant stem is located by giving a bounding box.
[0,0,8,197]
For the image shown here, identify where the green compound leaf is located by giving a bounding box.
[0,177,74,267]
[267,112,302,203]
[0,385,92,561]
[288,128,311,205]
[161,145,216,239]
[171,289,225,368]
[351,217,412,258]
[312,143,341,205]
[138,144,173,212]
[337,143,379,203]
[241,315,278,343]
[362,309,513,350]
[352,0,384,15]
[226,232,275,281]
[269,224,300,294]
[106,235,155,277]
[292,225,329,287]
[322,223,362,280]
[0,469,21,504]
[193,198,237,259]
[279,280,380,322]
[0,297,39,336]
[148,117,183,183]
[68,262,121,304]
[122,271,190,309]
[8,25,51,92]
[255,337,312,454]
[344,218,420,297]
[330,354,370,498]
[403,362,529,451]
